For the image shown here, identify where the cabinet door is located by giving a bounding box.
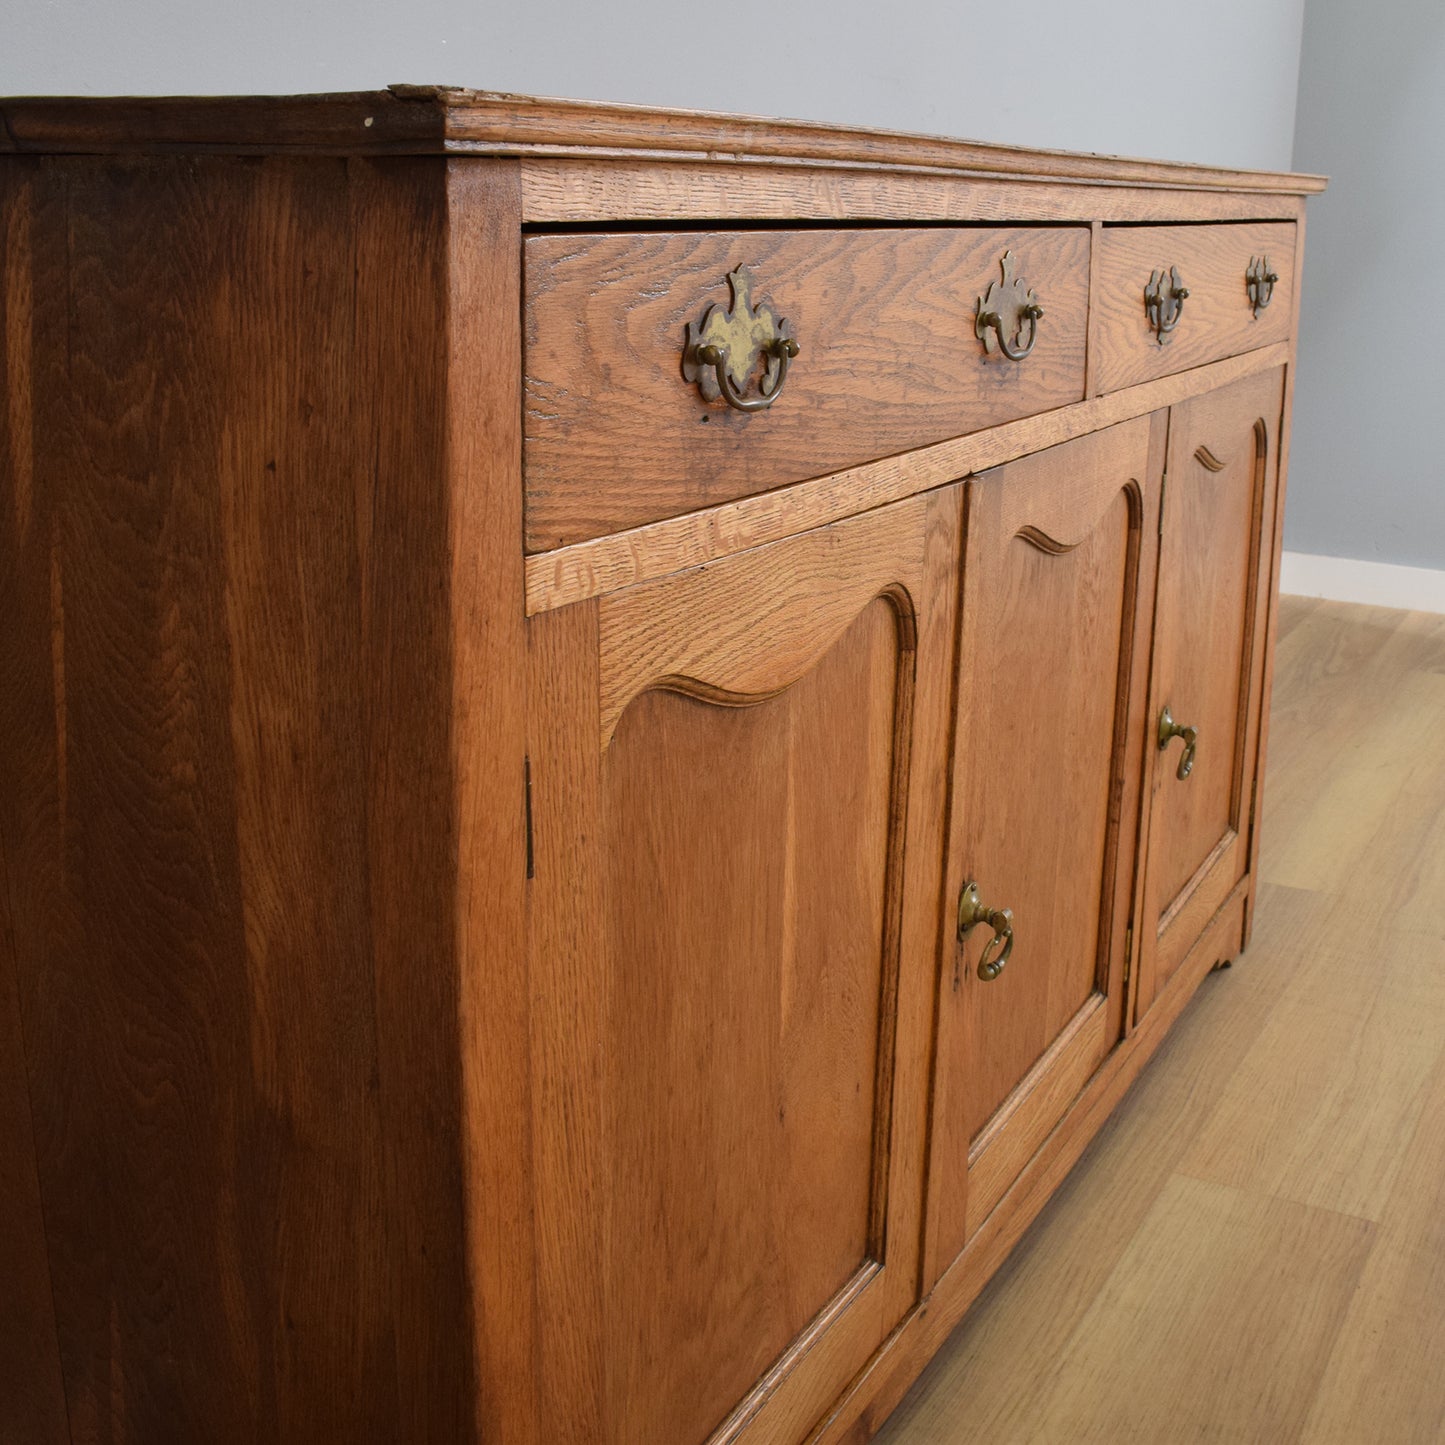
[1136,368,1284,1014]
[524,489,961,1445]
[926,418,1160,1276]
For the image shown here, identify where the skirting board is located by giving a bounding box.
[1280,551,1445,614]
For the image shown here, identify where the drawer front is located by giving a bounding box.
[524,226,1089,551]
[1090,221,1296,394]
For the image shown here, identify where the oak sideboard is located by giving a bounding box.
[0,88,1325,1444]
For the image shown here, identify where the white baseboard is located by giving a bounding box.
[1279,551,1445,614]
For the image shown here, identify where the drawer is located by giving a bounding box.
[523,227,1089,551]
[1089,222,1296,394]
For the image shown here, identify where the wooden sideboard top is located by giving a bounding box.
[0,84,1327,194]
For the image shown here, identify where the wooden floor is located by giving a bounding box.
[878,596,1445,1445]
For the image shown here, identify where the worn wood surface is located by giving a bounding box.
[1244,211,1307,946]
[926,419,1156,1277]
[0,155,72,1445]
[1090,222,1296,394]
[0,153,483,1442]
[1137,368,1284,1015]
[0,98,1324,1445]
[443,158,537,1445]
[517,162,1309,226]
[524,226,1088,550]
[875,597,1445,1445]
[524,342,1291,615]
[0,88,1328,198]
[827,884,1249,1445]
[524,491,960,1444]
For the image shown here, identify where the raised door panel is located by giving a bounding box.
[927,418,1160,1278]
[525,488,961,1445]
[1137,368,1284,1014]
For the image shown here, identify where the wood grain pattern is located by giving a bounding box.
[0,154,71,1445]
[867,881,1313,1444]
[1260,606,1445,904]
[1177,938,1442,1221]
[596,498,930,746]
[873,599,1445,1445]
[0,95,1324,1445]
[610,614,893,1445]
[1242,210,1305,946]
[826,885,1249,1445]
[1137,367,1284,1015]
[926,418,1157,1277]
[522,598,608,1445]
[0,88,1329,197]
[1090,222,1296,394]
[963,1000,1111,1234]
[518,161,1310,226]
[525,342,1291,615]
[524,490,961,1445]
[443,158,538,1445]
[0,933,68,1444]
[1300,1031,1445,1444]
[1024,1176,1374,1443]
[0,153,483,1442]
[441,89,1327,191]
[524,226,1088,549]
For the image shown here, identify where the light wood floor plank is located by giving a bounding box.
[1260,605,1445,887]
[1027,1177,1374,1445]
[1176,951,1443,1220]
[1300,1047,1445,1445]
[878,596,1445,1444]
[1265,668,1445,893]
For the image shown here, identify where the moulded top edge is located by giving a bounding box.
[0,84,1329,196]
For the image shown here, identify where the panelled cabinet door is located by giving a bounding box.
[925,418,1161,1278]
[523,488,962,1445]
[1136,368,1285,1015]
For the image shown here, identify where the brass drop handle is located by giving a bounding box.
[1158,705,1199,780]
[693,335,799,412]
[1246,255,1278,318]
[976,249,1043,362]
[683,264,799,413]
[958,880,1015,982]
[1145,266,1189,343]
[977,303,1043,362]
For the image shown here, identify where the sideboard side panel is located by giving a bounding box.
[0,156,73,1445]
[0,152,480,1442]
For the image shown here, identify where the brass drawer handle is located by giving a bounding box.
[1246,255,1278,318]
[958,880,1015,982]
[682,265,799,413]
[975,250,1044,362]
[1158,705,1198,780]
[1144,267,1189,344]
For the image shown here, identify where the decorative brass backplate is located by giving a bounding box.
[1144,266,1189,344]
[975,250,1044,361]
[1245,255,1278,317]
[682,266,799,413]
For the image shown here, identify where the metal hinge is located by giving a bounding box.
[1249,775,1259,832]
[524,756,535,880]
[1158,471,1168,535]
[1123,924,1134,992]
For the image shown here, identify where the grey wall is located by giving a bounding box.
[3,0,1305,172]
[1288,0,1445,568]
